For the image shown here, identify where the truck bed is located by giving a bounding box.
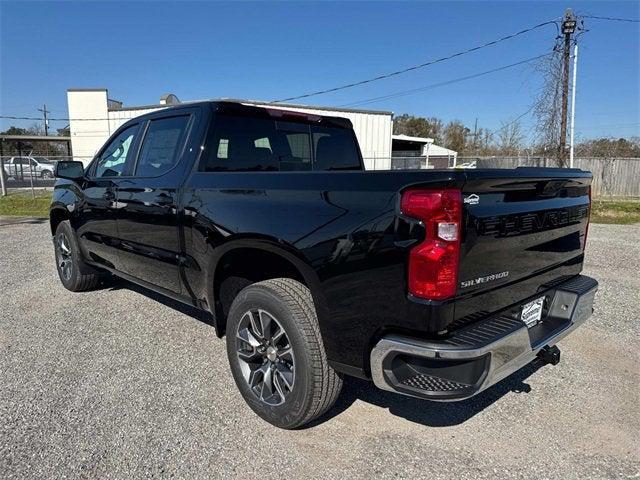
[181,167,592,375]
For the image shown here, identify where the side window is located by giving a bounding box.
[94,124,139,178]
[200,114,360,172]
[279,131,312,171]
[202,115,278,172]
[135,115,190,177]
[311,126,361,171]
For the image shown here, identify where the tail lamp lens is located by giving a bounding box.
[401,189,462,300]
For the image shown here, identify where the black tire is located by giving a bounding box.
[41,170,53,179]
[226,278,342,429]
[54,220,101,292]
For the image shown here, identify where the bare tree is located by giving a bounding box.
[471,128,496,156]
[497,120,524,155]
[575,137,640,157]
[28,122,45,136]
[532,48,565,165]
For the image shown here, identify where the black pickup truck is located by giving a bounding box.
[50,101,597,428]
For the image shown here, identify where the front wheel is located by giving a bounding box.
[54,221,101,291]
[226,278,342,429]
[41,170,53,179]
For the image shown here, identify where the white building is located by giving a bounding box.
[391,134,458,169]
[67,88,393,169]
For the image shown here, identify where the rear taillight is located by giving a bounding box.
[401,189,462,301]
[583,186,591,250]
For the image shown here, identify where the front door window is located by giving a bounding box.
[94,125,139,177]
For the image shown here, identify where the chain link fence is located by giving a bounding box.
[366,156,456,170]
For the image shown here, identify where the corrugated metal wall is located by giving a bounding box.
[108,108,166,136]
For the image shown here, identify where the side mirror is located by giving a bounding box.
[55,161,85,181]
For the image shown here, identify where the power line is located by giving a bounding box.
[576,122,640,129]
[341,52,553,107]
[273,19,560,103]
[0,115,75,121]
[0,115,133,122]
[581,15,640,23]
[490,105,536,136]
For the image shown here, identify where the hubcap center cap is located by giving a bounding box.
[266,346,277,362]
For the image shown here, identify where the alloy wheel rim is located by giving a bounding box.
[56,233,73,281]
[236,309,295,406]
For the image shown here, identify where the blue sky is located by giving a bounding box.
[1,1,638,141]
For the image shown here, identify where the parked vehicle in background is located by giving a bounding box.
[3,156,56,179]
[456,160,477,168]
[49,100,597,429]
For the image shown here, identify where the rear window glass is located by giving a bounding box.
[312,126,362,171]
[201,114,360,172]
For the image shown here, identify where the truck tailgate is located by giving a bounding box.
[457,169,591,302]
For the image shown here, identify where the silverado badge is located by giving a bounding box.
[460,271,509,288]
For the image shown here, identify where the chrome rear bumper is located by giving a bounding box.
[370,275,598,401]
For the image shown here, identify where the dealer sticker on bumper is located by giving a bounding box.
[521,296,545,328]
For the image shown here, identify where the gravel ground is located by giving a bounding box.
[1,220,638,479]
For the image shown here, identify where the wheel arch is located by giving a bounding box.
[207,240,327,337]
[49,205,71,236]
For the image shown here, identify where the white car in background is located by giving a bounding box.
[456,160,477,169]
[2,156,57,179]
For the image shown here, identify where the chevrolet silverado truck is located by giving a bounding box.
[50,101,597,428]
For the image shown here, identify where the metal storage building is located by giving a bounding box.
[67,89,393,169]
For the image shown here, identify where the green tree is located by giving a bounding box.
[393,114,444,144]
[0,125,68,156]
[0,126,29,135]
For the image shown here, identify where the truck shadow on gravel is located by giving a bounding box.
[103,277,215,325]
[310,363,545,428]
[0,216,48,227]
[103,276,545,429]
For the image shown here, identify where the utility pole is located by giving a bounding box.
[0,139,6,197]
[37,104,50,136]
[472,117,478,155]
[559,9,577,165]
[569,43,579,168]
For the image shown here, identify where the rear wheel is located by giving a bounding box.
[41,170,53,179]
[226,278,342,429]
[54,221,101,291]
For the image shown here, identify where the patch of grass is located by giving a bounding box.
[0,190,52,217]
[591,199,640,224]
